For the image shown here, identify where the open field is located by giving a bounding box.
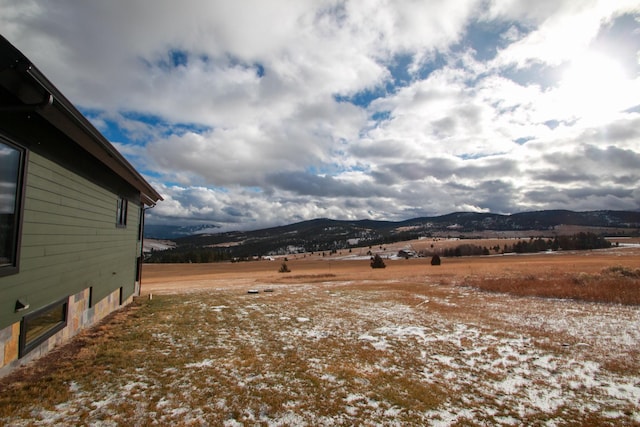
[141,239,640,297]
[1,245,640,425]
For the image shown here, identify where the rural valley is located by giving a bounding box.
[143,210,640,263]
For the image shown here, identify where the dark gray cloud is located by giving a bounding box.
[264,171,387,198]
[437,178,519,214]
[383,161,456,181]
[524,186,639,212]
[540,144,640,183]
[524,187,574,205]
[378,157,518,183]
[583,145,640,170]
[530,170,594,185]
[582,117,640,142]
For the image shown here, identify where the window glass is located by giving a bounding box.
[116,197,128,227]
[0,140,23,268]
[21,298,68,357]
[24,302,67,345]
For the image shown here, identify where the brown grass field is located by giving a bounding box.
[141,239,640,303]
[1,241,640,426]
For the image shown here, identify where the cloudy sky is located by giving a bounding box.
[2,1,640,230]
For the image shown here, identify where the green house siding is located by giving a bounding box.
[1,37,161,372]
[0,152,141,329]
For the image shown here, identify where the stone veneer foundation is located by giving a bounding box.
[0,284,138,377]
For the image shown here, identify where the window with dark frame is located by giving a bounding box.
[19,297,68,358]
[0,137,25,275]
[116,197,128,227]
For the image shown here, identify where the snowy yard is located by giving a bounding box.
[1,279,639,426]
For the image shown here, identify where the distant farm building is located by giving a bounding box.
[0,36,162,375]
[397,249,417,258]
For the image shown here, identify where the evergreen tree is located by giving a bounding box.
[370,254,386,269]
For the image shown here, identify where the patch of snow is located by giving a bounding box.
[143,239,176,252]
[358,333,389,351]
[185,359,214,368]
[170,407,190,417]
[344,393,366,403]
[123,381,148,392]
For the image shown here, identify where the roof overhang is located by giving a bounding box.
[0,36,163,206]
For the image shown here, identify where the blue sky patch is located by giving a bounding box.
[502,62,562,90]
[169,49,188,67]
[414,51,447,81]
[387,53,414,86]
[371,110,391,122]
[81,108,212,144]
[334,85,389,108]
[460,20,529,61]
[514,137,534,145]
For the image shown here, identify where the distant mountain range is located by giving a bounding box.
[144,223,221,239]
[144,210,640,258]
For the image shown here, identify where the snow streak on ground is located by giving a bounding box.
[3,281,640,426]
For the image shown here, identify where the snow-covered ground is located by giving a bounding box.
[143,238,176,253]
[3,280,639,425]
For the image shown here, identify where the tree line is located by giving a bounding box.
[146,247,232,263]
[146,232,612,263]
[442,232,611,257]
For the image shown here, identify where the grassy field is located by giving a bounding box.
[1,244,639,425]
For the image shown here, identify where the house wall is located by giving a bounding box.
[0,151,142,372]
[0,285,135,376]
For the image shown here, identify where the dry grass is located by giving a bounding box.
[1,246,640,425]
[461,265,640,305]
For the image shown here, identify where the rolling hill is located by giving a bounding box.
[144,210,640,261]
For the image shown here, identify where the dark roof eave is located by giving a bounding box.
[1,36,163,205]
[27,67,164,205]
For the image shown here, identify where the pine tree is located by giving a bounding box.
[370,254,386,269]
[278,262,291,273]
